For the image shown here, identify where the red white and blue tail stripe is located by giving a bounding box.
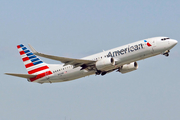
[17,44,52,82]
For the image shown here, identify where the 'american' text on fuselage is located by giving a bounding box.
[107,43,143,57]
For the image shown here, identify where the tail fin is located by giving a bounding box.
[17,44,52,82]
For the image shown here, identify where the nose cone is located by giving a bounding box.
[171,39,178,45]
[168,39,178,49]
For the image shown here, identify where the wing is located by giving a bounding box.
[5,73,37,78]
[28,44,96,67]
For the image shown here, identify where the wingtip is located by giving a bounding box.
[28,44,37,53]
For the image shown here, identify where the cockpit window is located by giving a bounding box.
[161,38,170,41]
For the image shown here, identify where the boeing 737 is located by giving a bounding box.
[5,37,178,84]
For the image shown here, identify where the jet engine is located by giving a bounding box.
[118,62,138,74]
[96,58,115,71]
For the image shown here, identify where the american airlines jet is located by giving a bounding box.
[5,37,178,84]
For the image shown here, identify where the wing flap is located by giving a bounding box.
[5,73,37,79]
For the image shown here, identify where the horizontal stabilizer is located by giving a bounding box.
[5,73,37,78]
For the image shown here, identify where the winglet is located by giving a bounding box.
[28,44,38,53]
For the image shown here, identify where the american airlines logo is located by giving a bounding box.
[107,43,144,57]
[144,40,152,47]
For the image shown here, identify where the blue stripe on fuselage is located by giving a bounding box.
[29,55,36,59]
[33,61,43,65]
[31,58,40,62]
[22,47,27,50]
[24,50,30,53]
[19,44,24,47]
[26,53,33,56]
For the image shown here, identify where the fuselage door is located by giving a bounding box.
[152,39,156,52]
[45,71,50,80]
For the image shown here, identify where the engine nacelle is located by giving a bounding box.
[96,58,115,71]
[119,62,138,74]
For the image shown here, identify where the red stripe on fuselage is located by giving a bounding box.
[20,51,25,55]
[17,45,21,49]
[28,66,49,74]
[25,63,34,68]
[22,57,30,62]
[29,71,52,82]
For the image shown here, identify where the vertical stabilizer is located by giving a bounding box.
[17,44,52,82]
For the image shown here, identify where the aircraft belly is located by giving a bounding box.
[62,70,94,81]
[48,69,95,83]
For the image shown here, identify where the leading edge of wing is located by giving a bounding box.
[28,44,96,66]
[5,73,37,79]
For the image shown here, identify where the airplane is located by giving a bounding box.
[5,37,178,84]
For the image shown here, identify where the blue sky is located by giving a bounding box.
[1,0,180,120]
